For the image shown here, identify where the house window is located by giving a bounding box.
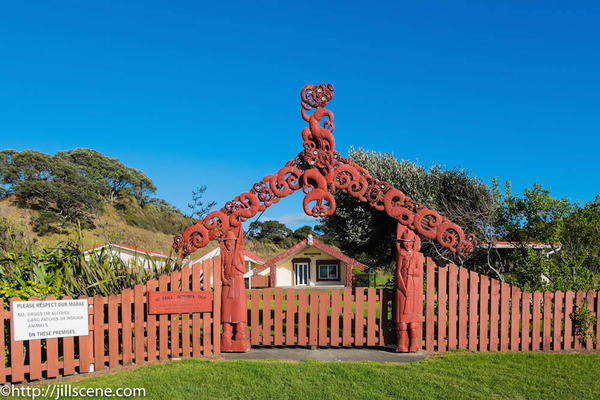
[317,260,340,281]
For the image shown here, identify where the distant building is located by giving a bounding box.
[250,235,367,288]
[84,244,173,270]
[191,247,266,288]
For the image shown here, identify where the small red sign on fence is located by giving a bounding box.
[148,291,212,314]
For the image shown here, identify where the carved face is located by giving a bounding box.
[224,239,235,251]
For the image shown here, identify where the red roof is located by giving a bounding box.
[260,237,367,272]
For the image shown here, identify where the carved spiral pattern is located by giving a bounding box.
[174,83,477,257]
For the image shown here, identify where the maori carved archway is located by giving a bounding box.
[173,84,476,352]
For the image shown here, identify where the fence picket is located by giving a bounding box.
[26,297,42,380]
[158,275,169,360]
[251,289,260,345]
[319,291,329,346]
[458,268,468,349]
[355,288,365,347]
[146,279,159,362]
[343,288,352,346]
[93,296,105,370]
[170,270,181,359]
[367,288,377,347]
[532,291,542,351]
[574,291,585,349]
[262,289,272,346]
[192,263,202,357]
[448,264,458,350]
[553,291,564,351]
[213,254,222,355]
[469,271,479,351]
[274,288,284,346]
[286,289,296,346]
[121,289,133,365]
[331,290,341,347]
[133,284,145,364]
[510,287,521,351]
[586,291,595,350]
[489,279,500,351]
[298,290,308,346]
[438,265,448,352]
[180,266,191,358]
[543,291,553,351]
[202,260,211,356]
[309,291,318,346]
[500,283,510,351]
[564,291,574,350]
[108,295,119,368]
[479,276,489,352]
[521,292,531,351]
[426,259,435,352]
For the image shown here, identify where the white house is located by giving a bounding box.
[84,243,173,270]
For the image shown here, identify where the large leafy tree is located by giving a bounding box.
[320,147,497,272]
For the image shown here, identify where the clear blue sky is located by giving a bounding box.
[1,1,599,229]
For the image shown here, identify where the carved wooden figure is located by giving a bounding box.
[395,224,425,352]
[219,228,250,352]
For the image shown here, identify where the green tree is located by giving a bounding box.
[247,220,293,245]
[320,147,497,271]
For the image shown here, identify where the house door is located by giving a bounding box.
[294,263,308,286]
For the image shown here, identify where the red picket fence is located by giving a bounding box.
[1,257,222,384]
[422,258,600,352]
[247,287,392,348]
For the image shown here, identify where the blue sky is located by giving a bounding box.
[1,1,599,229]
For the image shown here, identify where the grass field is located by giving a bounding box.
[17,352,600,399]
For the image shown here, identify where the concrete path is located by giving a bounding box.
[220,347,428,363]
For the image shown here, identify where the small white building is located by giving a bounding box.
[84,243,173,270]
[191,247,266,288]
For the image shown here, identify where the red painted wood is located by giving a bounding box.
[331,290,341,347]
[93,295,105,370]
[437,266,448,352]
[342,288,352,346]
[133,284,145,364]
[212,254,222,355]
[202,260,212,356]
[108,294,119,367]
[180,266,191,358]
[553,291,564,351]
[543,291,553,351]
[379,289,388,346]
[563,291,574,350]
[274,288,284,346]
[489,279,500,351]
[319,291,329,346]
[58,296,75,376]
[574,291,584,350]
[251,289,260,345]
[0,301,5,383]
[367,288,377,347]
[448,264,458,350]
[172,271,182,358]
[500,283,510,351]
[469,271,479,351]
[121,289,133,365]
[309,291,318,346]
[262,289,272,345]
[355,288,365,347]
[192,263,202,357]
[458,267,468,349]
[146,279,159,362]
[521,292,531,351]
[510,286,521,351]
[586,291,595,350]
[9,298,25,382]
[426,259,435,352]
[286,289,296,346]
[297,290,308,346]
[532,291,542,351]
[479,276,489,352]
[596,291,600,350]
[158,275,169,360]
[22,296,41,381]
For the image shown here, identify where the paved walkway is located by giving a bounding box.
[220,347,428,363]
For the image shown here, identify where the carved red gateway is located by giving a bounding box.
[174,84,476,352]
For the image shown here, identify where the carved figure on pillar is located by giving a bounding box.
[395,223,424,353]
[220,227,250,352]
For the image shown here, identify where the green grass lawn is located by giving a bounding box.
[19,352,600,399]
